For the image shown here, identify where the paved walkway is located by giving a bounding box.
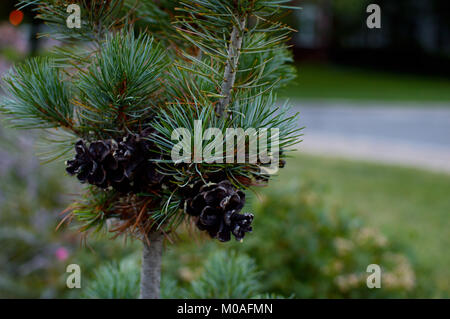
[291,101,450,173]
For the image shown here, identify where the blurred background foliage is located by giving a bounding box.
[0,0,449,298]
[0,0,449,100]
[0,126,440,298]
[0,127,448,298]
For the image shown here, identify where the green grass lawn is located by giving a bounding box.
[281,64,450,102]
[277,153,450,296]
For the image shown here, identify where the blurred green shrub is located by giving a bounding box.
[159,180,417,299]
[0,130,70,297]
[180,250,261,298]
[0,128,418,298]
[82,255,141,299]
[83,250,269,299]
[0,129,134,298]
[232,181,416,298]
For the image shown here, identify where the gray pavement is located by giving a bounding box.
[290,100,450,173]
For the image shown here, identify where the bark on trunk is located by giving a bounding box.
[216,16,247,117]
[139,232,164,299]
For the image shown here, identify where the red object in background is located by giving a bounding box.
[9,10,24,26]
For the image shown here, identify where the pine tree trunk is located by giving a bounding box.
[216,16,247,117]
[139,232,164,299]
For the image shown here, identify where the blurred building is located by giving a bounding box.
[0,0,448,76]
[292,0,450,76]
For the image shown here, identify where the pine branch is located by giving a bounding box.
[174,0,298,115]
[236,37,296,93]
[19,0,130,43]
[76,30,170,136]
[216,16,247,117]
[1,0,303,252]
[0,57,76,132]
[126,0,181,47]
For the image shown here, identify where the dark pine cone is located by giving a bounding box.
[184,180,254,242]
[66,140,118,188]
[66,128,164,193]
[114,128,164,192]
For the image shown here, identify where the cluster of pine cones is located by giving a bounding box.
[65,128,163,193]
[183,180,253,242]
[66,129,255,242]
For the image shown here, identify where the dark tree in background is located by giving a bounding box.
[292,0,450,76]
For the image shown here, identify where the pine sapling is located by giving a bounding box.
[1,0,302,298]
